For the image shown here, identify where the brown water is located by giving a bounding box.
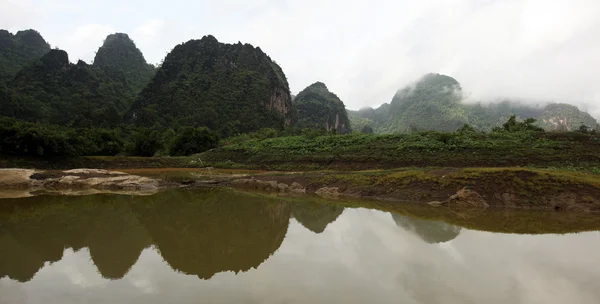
[1,188,599,304]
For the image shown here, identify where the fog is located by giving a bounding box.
[1,0,599,117]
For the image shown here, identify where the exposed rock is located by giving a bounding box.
[427,201,444,206]
[277,183,290,193]
[0,169,36,189]
[63,169,126,175]
[290,182,306,194]
[45,174,158,191]
[231,179,279,192]
[445,188,489,209]
[315,187,341,199]
[0,168,160,194]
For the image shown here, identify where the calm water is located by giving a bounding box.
[1,188,599,304]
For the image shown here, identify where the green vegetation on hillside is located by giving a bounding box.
[127,35,293,136]
[0,49,135,127]
[293,82,351,133]
[351,74,599,134]
[0,29,50,83]
[384,73,469,133]
[539,103,599,131]
[93,33,155,93]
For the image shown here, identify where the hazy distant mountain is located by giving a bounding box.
[0,29,50,83]
[93,33,155,94]
[539,103,599,131]
[293,82,351,133]
[127,35,293,136]
[351,73,599,133]
[383,73,469,133]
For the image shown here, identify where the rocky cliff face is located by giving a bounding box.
[128,35,293,136]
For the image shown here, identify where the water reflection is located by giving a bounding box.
[392,214,461,244]
[1,189,600,304]
[0,189,291,282]
[292,201,344,233]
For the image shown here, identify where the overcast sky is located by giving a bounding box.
[1,0,599,116]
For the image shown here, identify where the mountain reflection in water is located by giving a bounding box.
[1,188,600,304]
[0,188,292,281]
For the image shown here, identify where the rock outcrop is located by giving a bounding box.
[315,187,341,199]
[0,168,160,196]
[446,188,489,208]
[231,178,307,195]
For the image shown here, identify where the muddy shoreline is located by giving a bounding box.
[2,167,600,212]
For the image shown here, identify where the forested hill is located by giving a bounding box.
[0,29,50,83]
[127,35,293,137]
[539,103,599,131]
[350,73,599,133]
[93,33,155,93]
[293,82,351,133]
[385,73,468,133]
[0,49,134,127]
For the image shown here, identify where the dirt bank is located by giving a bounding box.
[228,168,600,212]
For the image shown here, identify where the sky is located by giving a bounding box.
[1,0,599,116]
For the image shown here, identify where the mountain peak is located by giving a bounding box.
[308,81,328,90]
[93,32,154,92]
[200,35,219,43]
[418,73,460,88]
[0,29,51,81]
[14,30,49,49]
[293,82,351,133]
[93,33,148,67]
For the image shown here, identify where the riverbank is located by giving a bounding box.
[2,166,600,212]
[224,168,600,212]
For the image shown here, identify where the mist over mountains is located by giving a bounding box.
[0,28,597,136]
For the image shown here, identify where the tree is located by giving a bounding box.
[496,115,544,133]
[170,127,220,156]
[131,128,162,157]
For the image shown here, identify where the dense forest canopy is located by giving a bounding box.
[93,33,155,94]
[293,82,351,133]
[0,29,50,84]
[0,49,134,128]
[127,35,293,137]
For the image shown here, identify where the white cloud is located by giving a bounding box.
[0,0,38,30]
[59,24,115,63]
[134,19,165,38]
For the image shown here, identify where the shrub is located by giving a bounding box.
[170,127,220,156]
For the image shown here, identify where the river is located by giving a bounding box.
[0,188,599,304]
